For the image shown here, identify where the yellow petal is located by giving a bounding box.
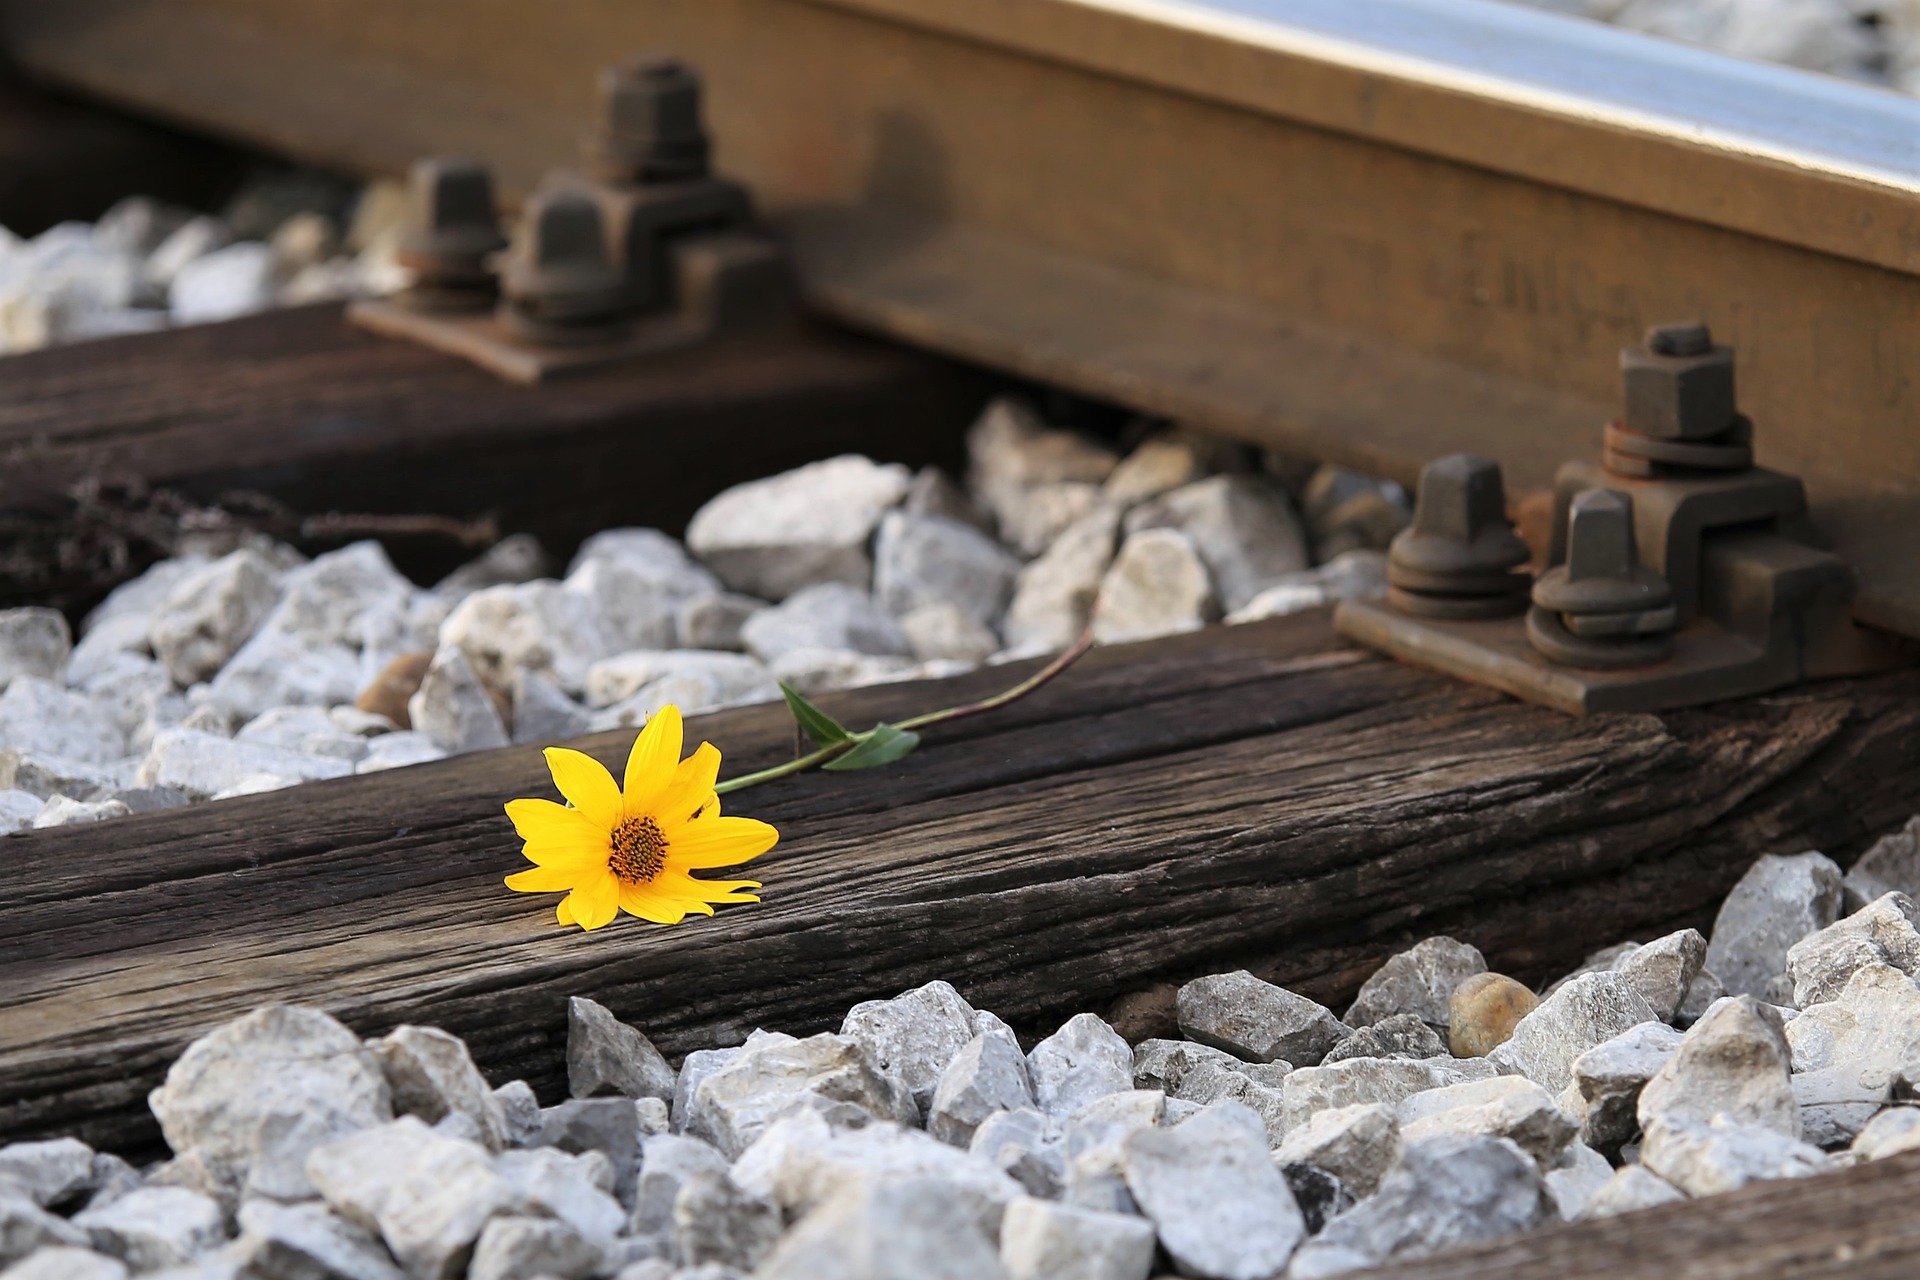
[519,839,611,871]
[655,743,721,824]
[653,870,763,903]
[506,798,608,845]
[506,864,585,893]
[666,817,779,869]
[565,873,621,931]
[622,707,685,817]
[543,748,622,829]
[618,883,688,925]
[557,896,576,926]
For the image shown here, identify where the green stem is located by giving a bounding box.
[713,625,1096,795]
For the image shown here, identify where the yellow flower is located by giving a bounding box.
[503,705,777,930]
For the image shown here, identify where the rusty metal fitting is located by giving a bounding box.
[1603,415,1753,478]
[1528,488,1675,667]
[1619,320,1736,442]
[1386,454,1531,619]
[395,157,507,312]
[587,56,711,185]
[496,190,630,346]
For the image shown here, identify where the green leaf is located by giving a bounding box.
[821,723,922,772]
[779,681,852,746]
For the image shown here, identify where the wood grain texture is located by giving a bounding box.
[0,302,989,601]
[3,610,1916,1158]
[1371,1149,1920,1280]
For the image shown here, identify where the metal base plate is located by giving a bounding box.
[348,299,700,384]
[1333,597,1796,715]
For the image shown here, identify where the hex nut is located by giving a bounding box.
[1620,323,1736,441]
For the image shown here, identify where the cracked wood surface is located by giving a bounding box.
[3,610,1917,1160]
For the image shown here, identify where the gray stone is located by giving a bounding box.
[148,550,281,685]
[233,705,369,763]
[1102,436,1209,508]
[874,511,1021,628]
[562,541,718,660]
[1616,929,1708,1023]
[355,732,446,774]
[1225,549,1389,623]
[494,1146,625,1249]
[0,609,71,690]
[841,981,981,1118]
[966,399,1117,539]
[439,580,612,697]
[306,1117,517,1280]
[1785,891,1920,1009]
[969,1107,1069,1199]
[929,1028,1035,1147]
[1322,1013,1448,1065]
[492,1081,542,1148]
[1122,475,1310,612]
[1027,1014,1135,1120]
[149,1005,391,1202]
[904,466,993,534]
[0,1247,127,1280]
[467,1215,604,1280]
[1640,1114,1828,1197]
[0,1139,94,1210]
[739,583,911,664]
[999,1196,1154,1280]
[899,602,999,664]
[1706,851,1845,999]
[72,1187,224,1273]
[373,1024,508,1151]
[0,751,124,802]
[430,533,549,600]
[633,1097,669,1135]
[999,508,1120,656]
[568,997,676,1103]
[686,455,913,600]
[754,1176,1005,1280]
[1843,815,1920,911]
[687,1032,914,1159]
[730,1112,1020,1238]
[1543,1141,1614,1221]
[0,789,41,833]
[586,658,781,729]
[229,1197,404,1280]
[1851,1106,1920,1160]
[171,240,275,322]
[629,1135,729,1237]
[1177,970,1350,1066]
[671,1048,743,1134]
[0,677,125,764]
[509,670,593,745]
[1346,937,1489,1032]
[65,614,157,691]
[1162,1062,1289,1144]
[1676,966,1728,1029]
[0,1191,88,1267]
[1273,1102,1401,1198]
[1277,1055,1500,1134]
[537,1099,641,1202]
[1786,962,1920,1147]
[1638,995,1798,1140]
[1289,1134,1555,1278]
[674,593,766,653]
[1089,529,1215,644]
[136,728,352,799]
[1120,1101,1304,1280]
[1583,1164,1688,1220]
[998,482,1111,561]
[671,1172,780,1272]
[407,645,509,753]
[1568,1021,1685,1155]
[1397,1076,1578,1169]
[1489,972,1659,1095]
[1129,1040,1246,1094]
[84,557,211,639]
[29,795,130,828]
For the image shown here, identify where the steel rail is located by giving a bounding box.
[2,0,1917,634]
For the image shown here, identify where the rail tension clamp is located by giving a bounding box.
[350,56,796,384]
[1335,322,1912,715]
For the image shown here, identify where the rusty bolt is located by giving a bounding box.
[590,56,711,184]
[1620,320,1735,441]
[396,158,507,308]
[1532,488,1672,617]
[1386,454,1530,616]
[497,190,628,342]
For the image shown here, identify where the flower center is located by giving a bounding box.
[608,815,668,884]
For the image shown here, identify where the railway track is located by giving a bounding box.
[2,2,1920,1277]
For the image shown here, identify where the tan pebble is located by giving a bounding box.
[355,651,433,729]
[1449,972,1539,1057]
